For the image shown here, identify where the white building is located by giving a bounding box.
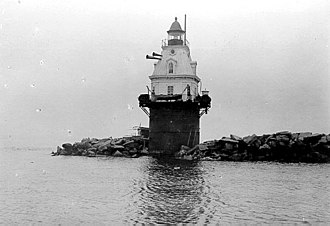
[149,17,200,101]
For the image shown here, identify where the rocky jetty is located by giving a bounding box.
[52,136,149,158]
[175,131,330,163]
[53,131,330,163]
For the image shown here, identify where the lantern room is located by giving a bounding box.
[167,17,185,46]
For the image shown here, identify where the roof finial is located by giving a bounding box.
[175,17,177,21]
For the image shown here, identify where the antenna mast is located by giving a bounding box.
[184,14,187,45]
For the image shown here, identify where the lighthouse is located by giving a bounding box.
[138,16,211,155]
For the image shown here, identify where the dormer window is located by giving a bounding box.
[168,62,173,74]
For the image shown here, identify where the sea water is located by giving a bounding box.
[0,148,329,224]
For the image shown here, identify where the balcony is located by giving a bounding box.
[162,39,190,48]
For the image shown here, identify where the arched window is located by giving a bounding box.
[187,84,191,96]
[168,62,173,74]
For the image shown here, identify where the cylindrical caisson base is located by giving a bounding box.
[148,102,200,155]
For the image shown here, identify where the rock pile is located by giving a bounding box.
[53,131,330,163]
[52,136,149,158]
[175,131,330,163]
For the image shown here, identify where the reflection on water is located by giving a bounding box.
[131,158,208,224]
[0,148,329,224]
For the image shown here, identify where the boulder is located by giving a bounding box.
[80,138,91,143]
[266,137,277,148]
[202,140,217,146]
[260,134,271,143]
[230,134,243,141]
[259,144,271,150]
[89,138,99,144]
[93,139,112,148]
[181,144,211,159]
[243,134,258,145]
[56,146,62,155]
[98,145,108,153]
[275,131,292,138]
[182,155,193,160]
[310,152,328,162]
[219,153,230,160]
[114,138,126,145]
[123,140,140,149]
[240,151,249,161]
[131,154,139,158]
[197,144,209,151]
[250,138,262,149]
[220,137,239,151]
[292,133,299,141]
[224,142,236,151]
[275,135,290,143]
[75,148,84,156]
[230,153,243,161]
[60,149,71,155]
[61,143,73,155]
[62,143,73,149]
[129,148,139,155]
[186,145,199,155]
[220,137,239,144]
[113,150,124,157]
[140,148,149,155]
[303,133,323,144]
[275,135,290,147]
[111,145,125,150]
[74,141,91,150]
[243,134,262,149]
[176,149,187,157]
[201,156,217,161]
[318,135,329,144]
[87,147,97,153]
[95,140,114,152]
[123,140,134,146]
[298,132,312,140]
[181,145,191,151]
[87,150,96,157]
[210,152,221,159]
[122,150,130,157]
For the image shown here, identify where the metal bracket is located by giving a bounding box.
[199,107,209,117]
[140,107,150,117]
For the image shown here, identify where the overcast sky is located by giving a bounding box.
[1,0,329,148]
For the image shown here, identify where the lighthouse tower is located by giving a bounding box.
[138,16,211,155]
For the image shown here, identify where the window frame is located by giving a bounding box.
[167,85,174,95]
[168,62,174,74]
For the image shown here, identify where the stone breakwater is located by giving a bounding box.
[176,131,330,163]
[53,131,330,163]
[52,136,149,158]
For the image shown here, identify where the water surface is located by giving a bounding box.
[0,148,329,224]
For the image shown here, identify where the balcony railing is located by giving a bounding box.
[162,39,190,48]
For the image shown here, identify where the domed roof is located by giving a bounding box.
[167,17,185,33]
